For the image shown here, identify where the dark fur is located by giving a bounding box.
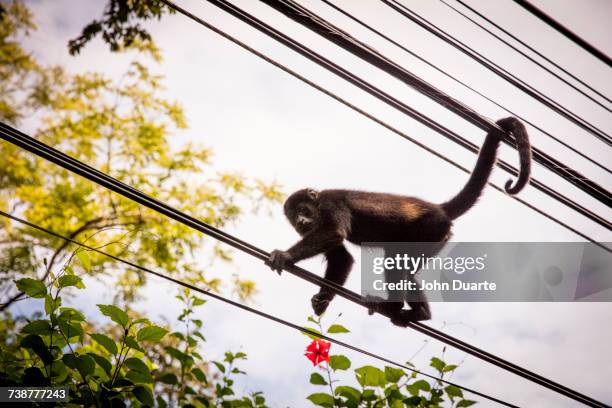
[267,117,531,325]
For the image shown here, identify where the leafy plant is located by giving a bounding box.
[0,252,269,407]
[303,315,477,408]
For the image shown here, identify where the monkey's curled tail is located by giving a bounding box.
[441,117,531,220]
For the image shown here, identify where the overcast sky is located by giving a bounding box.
[13,0,612,406]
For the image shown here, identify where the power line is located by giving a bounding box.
[1,122,608,406]
[2,5,610,244]
[513,0,612,68]
[197,0,611,229]
[438,0,611,111]
[380,0,612,146]
[452,0,611,105]
[0,210,519,408]
[320,0,611,175]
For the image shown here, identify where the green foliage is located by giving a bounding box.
[68,0,171,56]
[0,0,58,124]
[329,355,351,371]
[14,278,46,298]
[304,315,479,407]
[0,0,283,308]
[0,257,270,406]
[327,324,350,334]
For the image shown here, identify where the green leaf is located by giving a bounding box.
[327,324,350,334]
[49,360,69,382]
[404,396,422,406]
[384,366,405,383]
[89,333,118,355]
[76,251,91,271]
[329,355,351,371]
[362,389,376,401]
[302,326,322,340]
[62,353,95,378]
[97,304,129,327]
[158,372,178,384]
[335,386,361,404]
[192,296,206,306]
[124,357,149,373]
[442,364,458,372]
[191,367,207,382]
[126,369,153,384]
[310,372,328,385]
[355,365,387,387]
[58,307,85,321]
[133,385,154,406]
[430,357,446,373]
[22,319,53,335]
[307,392,334,407]
[15,278,46,298]
[457,399,477,407]
[87,352,112,375]
[445,385,463,400]
[58,320,83,339]
[212,361,225,373]
[157,395,168,408]
[44,295,61,314]
[58,274,83,288]
[406,379,431,396]
[20,334,53,365]
[125,335,144,352]
[137,325,168,342]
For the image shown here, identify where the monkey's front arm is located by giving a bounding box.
[265,227,346,273]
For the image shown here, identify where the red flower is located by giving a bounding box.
[305,339,331,366]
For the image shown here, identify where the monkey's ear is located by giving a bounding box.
[307,189,319,200]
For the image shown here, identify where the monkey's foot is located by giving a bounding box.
[311,293,333,316]
[364,295,384,315]
[390,308,431,327]
[364,295,403,316]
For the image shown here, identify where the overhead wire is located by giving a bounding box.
[0,209,519,408]
[319,0,611,175]
[186,0,612,230]
[513,0,612,67]
[255,0,612,212]
[380,0,612,146]
[0,122,608,407]
[437,0,611,112]
[452,0,611,104]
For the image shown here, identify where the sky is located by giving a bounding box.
[10,0,612,406]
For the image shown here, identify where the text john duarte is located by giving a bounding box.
[372,279,497,292]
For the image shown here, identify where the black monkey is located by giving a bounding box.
[266,117,531,326]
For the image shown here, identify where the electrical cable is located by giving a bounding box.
[320,0,611,175]
[0,122,608,406]
[513,0,612,67]
[453,0,611,104]
[0,209,520,407]
[255,0,612,212]
[438,0,611,111]
[189,0,612,227]
[380,0,612,145]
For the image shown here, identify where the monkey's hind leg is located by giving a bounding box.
[391,279,432,327]
[365,248,406,317]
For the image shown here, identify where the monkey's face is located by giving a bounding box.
[284,188,320,235]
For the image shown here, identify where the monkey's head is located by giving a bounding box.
[284,188,320,235]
